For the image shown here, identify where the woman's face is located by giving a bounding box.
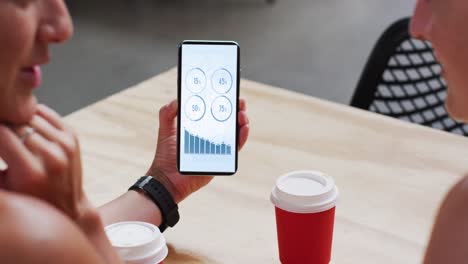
[411,0,468,122]
[0,0,72,125]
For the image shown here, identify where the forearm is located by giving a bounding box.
[98,190,163,227]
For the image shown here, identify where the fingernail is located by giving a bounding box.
[0,157,8,171]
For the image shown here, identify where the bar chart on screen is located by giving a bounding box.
[184,128,232,155]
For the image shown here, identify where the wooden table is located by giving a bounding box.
[66,68,468,264]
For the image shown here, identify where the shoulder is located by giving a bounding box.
[0,190,104,264]
[423,174,468,264]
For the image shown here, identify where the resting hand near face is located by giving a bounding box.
[0,104,122,263]
[0,104,93,221]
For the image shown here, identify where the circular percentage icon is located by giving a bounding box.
[211,69,233,94]
[211,96,233,122]
[185,95,206,121]
[186,68,206,93]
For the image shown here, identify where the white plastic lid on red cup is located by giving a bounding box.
[105,221,168,264]
[270,171,339,214]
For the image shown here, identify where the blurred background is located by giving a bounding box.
[39,0,416,115]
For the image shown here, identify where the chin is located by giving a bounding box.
[7,96,38,125]
[444,75,468,123]
[445,96,468,123]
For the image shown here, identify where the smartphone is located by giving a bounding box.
[177,40,240,175]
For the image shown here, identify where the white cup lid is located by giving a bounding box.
[105,221,168,263]
[126,237,169,264]
[270,171,339,213]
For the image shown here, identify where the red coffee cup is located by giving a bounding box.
[270,171,339,264]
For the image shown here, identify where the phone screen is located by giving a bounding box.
[177,41,239,175]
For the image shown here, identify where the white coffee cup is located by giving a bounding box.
[105,221,168,264]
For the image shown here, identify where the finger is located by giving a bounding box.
[0,126,43,189]
[239,99,246,112]
[15,126,68,176]
[0,126,38,172]
[27,116,81,205]
[158,100,178,139]
[71,137,83,205]
[18,130,70,210]
[238,124,250,151]
[36,104,65,130]
[20,128,70,211]
[160,100,178,121]
[30,115,63,143]
[238,111,249,127]
[30,115,77,158]
[31,114,82,211]
[18,127,68,175]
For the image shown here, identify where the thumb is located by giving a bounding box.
[158,100,178,139]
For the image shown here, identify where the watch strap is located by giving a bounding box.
[129,176,180,232]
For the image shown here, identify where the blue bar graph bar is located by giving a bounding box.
[221,144,226,154]
[190,134,194,153]
[184,129,232,156]
[195,137,200,154]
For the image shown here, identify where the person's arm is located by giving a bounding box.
[99,189,163,226]
[0,191,122,264]
[98,99,250,226]
[424,175,468,264]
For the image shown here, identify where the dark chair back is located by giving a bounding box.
[350,18,468,136]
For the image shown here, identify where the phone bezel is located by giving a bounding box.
[177,40,240,175]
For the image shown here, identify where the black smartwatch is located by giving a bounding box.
[129,176,180,232]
